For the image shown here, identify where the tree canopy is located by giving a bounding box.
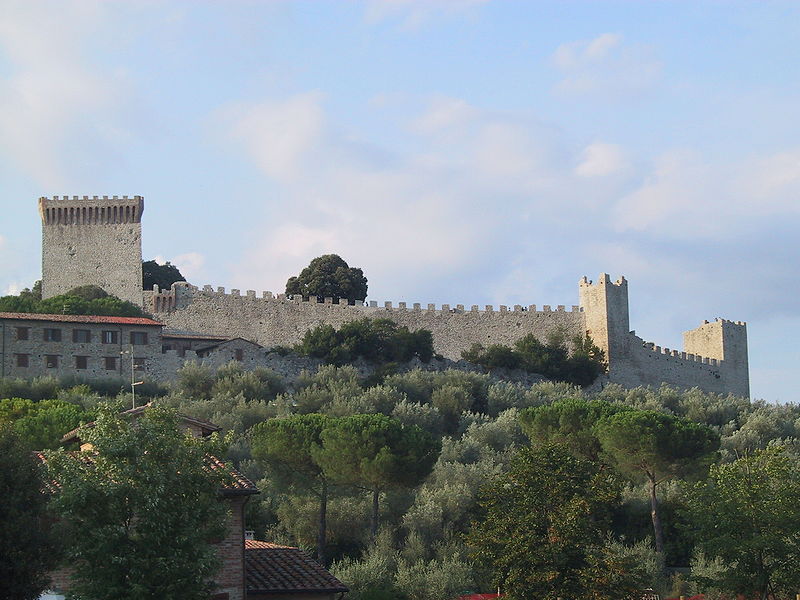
[142,260,186,290]
[296,318,434,366]
[45,405,230,600]
[468,443,648,600]
[286,254,368,304]
[0,285,149,317]
[684,446,800,600]
[0,427,59,600]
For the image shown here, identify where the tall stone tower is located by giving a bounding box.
[39,195,144,305]
[578,274,630,363]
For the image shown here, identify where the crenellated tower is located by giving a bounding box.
[39,195,144,305]
[578,273,630,363]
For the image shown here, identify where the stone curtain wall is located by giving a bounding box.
[39,196,144,305]
[145,283,586,361]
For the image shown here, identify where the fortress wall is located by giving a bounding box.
[148,284,586,361]
[608,332,747,396]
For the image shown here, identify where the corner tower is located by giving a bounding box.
[39,195,144,305]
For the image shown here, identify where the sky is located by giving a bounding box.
[1,1,799,402]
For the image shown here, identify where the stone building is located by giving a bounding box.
[34,195,750,397]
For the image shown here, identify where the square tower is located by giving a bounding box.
[39,196,144,306]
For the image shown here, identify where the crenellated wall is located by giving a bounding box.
[143,282,586,361]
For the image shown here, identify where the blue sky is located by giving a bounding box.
[1,1,799,401]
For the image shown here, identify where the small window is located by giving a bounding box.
[15,354,29,368]
[102,330,118,344]
[130,331,148,345]
[133,357,145,371]
[45,355,59,369]
[15,327,30,341]
[72,329,91,343]
[104,357,117,371]
[75,356,88,370]
[44,328,62,342]
[235,348,244,361]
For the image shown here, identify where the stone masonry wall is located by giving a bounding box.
[146,283,586,361]
[40,196,144,305]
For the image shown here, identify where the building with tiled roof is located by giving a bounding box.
[245,539,349,600]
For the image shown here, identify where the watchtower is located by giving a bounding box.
[39,195,144,305]
[578,274,630,363]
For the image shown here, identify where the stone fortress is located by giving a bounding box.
[36,195,750,397]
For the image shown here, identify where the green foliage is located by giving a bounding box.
[316,414,441,537]
[296,318,434,366]
[0,427,58,599]
[468,443,647,600]
[286,254,368,304]
[142,259,186,290]
[520,398,631,461]
[0,286,149,317]
[45,405,230,600]
[0,397,92,450]
[174,361,284,402]
[462,332,605,387]
[684,447,800,599]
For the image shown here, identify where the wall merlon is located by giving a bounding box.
[414,303,421,310]
[543,305,551,311]
[246,290,256,298]
[217,287,225,294]
[231,289,240,296]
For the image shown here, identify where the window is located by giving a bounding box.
[72,329,91,343]
[130,331,148,345]
[102,330,118,344]
[133,357,145,371]
[104,357,117,371]
[15,354,29,368]
[43,328,61,342]
[45,355,59,369]
[15,327,30,340]
[235,348,244,361]
[75,356,88,370]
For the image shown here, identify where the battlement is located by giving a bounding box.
[39,195,144,225]
[639,337,721,366]
[579,274,628,288]
[148,282,582,316]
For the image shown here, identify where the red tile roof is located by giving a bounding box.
[0,312,163,326]
[245,543,348,595]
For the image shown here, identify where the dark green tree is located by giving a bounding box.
[315,414,440,539]
[296,318,434,366]
[45,405,229,600]
[468,444,647,600]
[595,410,719,554]
[519,398,630,461]
[684,447,800,600]
[0,427,58,600]
[250,414,335,564]
[142,260,186,290]
[286,254,368,304]
[0,397,91,450]
[0,287,148,317]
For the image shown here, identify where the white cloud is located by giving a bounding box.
[364,0,489,30]
[0,1,131,188]
[410,95,478,134]
[220,92,325,183]
[552,33,661,98]
[575,142,628,177]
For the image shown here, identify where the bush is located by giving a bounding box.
[296,318,434,366]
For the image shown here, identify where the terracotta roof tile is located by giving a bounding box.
[0,312,162,326]
[245,544,348,594]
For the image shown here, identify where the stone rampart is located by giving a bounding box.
[144,283,586,361]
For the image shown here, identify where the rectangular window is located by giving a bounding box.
[45,355,59,369]
[104,357,117,371]
[72,329,91,343]
[102,330,118,344]
[75,356,88,370]
[130,331,148,345]
[15,327,30,341]
[43,328,62,342]
[15,354,29,368]
[235,348,244,361]
[133,357,145,371]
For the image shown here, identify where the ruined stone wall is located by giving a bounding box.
[145,283,586,361]
[39,196,144,305]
